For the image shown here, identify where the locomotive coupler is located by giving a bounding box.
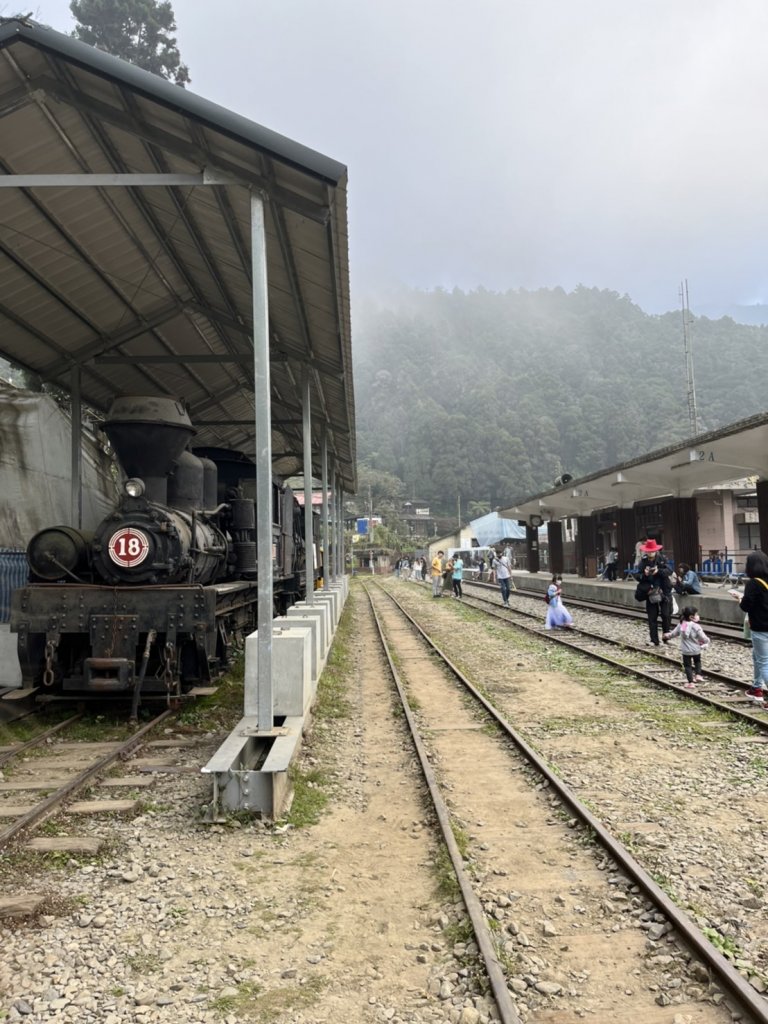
[84,657,133,691]
[43,636,60,687]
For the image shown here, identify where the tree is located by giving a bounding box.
[70,0,191,85]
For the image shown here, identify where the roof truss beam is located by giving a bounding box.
[27,74,331,224]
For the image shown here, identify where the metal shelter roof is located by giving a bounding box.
[501,410,768,523]
[0,17,355,490]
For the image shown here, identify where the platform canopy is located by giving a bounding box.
[502,410,768,523]
[0,16,355,490]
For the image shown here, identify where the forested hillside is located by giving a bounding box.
[354,286,767,515]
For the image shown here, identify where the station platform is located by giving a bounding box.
[508,572,744,628]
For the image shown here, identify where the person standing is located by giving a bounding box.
[452,554,464,599]
[634,538,673,645]
[739,550,768,703]
[442,554,455,595]
[494,551,513,607]
[663,606,710,687]
[431,551,444,598]
[603,547,618,581]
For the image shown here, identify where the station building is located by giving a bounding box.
[501,411,768,578]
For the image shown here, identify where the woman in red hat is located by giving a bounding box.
[634,538,673,645]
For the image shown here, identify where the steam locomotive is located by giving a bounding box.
[10,396,310,712]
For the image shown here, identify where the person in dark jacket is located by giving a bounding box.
[635,538,673,645]
[739,550,768,703]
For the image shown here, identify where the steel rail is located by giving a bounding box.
[456,590,768,733]
[364,585,523,1024]
[0,708,174,849]
[376,582,768,1024]
[0,713,82,768]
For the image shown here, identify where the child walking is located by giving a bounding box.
[663,606,710,687]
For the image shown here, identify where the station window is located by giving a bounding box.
[738,523,761,549]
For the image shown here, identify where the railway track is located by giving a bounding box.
[369,580,768,1022]
[464,577,746,643]
[454,585,768,727]
[0,709,178,918]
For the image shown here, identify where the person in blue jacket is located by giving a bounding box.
[674,563,702,596]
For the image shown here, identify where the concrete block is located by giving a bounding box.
[244,627,311,719]
[291,601,330,655]
[329,581,346,610]
[315,590,339,627]
[284,609,325,679]
[276,615,318,682]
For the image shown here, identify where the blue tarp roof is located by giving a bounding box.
[469,512,526,546]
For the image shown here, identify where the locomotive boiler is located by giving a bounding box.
[10,396,309,713]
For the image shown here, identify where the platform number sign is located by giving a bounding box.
[108,527,150,568]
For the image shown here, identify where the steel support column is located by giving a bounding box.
[70,364,82,529]
[546,521,563,575]
[339,487,345,576]
[329,463,336,583]
[248,191,273,727]
[331,473,342,581]
[301,373,314,605]
[321,434,330,590]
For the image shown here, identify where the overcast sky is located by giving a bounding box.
[30,1,768,315]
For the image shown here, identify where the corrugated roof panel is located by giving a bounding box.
[0,19,355,489]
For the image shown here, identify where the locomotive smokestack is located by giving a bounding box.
[103,397,195,504]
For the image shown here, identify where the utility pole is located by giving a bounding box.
[457,493,461,530]
[680,280,700,436]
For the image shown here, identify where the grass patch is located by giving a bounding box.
[125,950,162,974]
[433,844,460,901]
[450,819,470,860]
[215,976,325,1022]
[313,606,355,724]
[284,765,329,828]
[702,926,742,961]
[176,659,245,730]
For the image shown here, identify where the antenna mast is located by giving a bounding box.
[680,279,699,435]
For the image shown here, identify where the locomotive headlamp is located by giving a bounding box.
[124,478,146,498]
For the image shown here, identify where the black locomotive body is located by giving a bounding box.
[10,396,309,708]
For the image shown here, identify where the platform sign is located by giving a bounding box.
[108,527,150,568]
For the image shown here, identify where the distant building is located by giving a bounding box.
[393,500,436,540]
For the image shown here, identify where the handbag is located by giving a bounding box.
[647,587,662,605]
